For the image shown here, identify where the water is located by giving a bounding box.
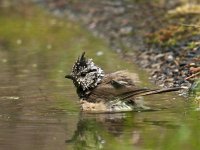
[0,2,199,150]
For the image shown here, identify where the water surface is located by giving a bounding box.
[0,2,198,150]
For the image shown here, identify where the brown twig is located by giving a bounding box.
[178,23,200,28]
[185,71,200,80]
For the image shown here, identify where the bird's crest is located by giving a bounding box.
[65,52,104,98]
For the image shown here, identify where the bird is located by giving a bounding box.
[65,52,182,112]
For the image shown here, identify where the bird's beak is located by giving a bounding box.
[65,74,73,80]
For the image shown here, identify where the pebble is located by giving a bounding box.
[32,0,199,92]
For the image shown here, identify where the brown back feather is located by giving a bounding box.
[87,71,182,102]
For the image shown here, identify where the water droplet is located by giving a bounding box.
[16,39,22,45]
[2,59,7,63]
[5,96,20,100]
[32,64,37,68]
[47,44,52,49]
[96,51,104,56]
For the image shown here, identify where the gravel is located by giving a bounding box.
[33,0,200,93]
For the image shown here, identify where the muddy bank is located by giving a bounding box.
[34,0,200,92]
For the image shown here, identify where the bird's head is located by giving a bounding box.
[65,52,104,97]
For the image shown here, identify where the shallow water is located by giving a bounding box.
[0,2,199,150]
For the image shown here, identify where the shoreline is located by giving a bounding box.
[34,0,200,92]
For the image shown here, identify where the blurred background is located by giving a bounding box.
[0,0,199,150]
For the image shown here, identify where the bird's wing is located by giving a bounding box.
[110,79,128,88]
[88,71,150,102]
[88,71,182,102]
[89,81,150,102]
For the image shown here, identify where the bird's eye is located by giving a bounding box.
[90,69,97,72]
[81,72,86,77]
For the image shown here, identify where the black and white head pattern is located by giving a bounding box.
[66,52,104,94]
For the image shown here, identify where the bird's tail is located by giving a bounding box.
[139,87,182,96]
[121,87,182,100]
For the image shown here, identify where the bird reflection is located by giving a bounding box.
[65,112,135,149]
[65,109,180,150]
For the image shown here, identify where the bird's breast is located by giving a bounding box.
[80,99,134,112]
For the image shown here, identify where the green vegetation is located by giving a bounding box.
[0,1,200,150]
[145,3,200,47]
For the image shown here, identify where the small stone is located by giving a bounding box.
[189,63,196,67]
[119,26,132,35]
[166,54,174,62]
